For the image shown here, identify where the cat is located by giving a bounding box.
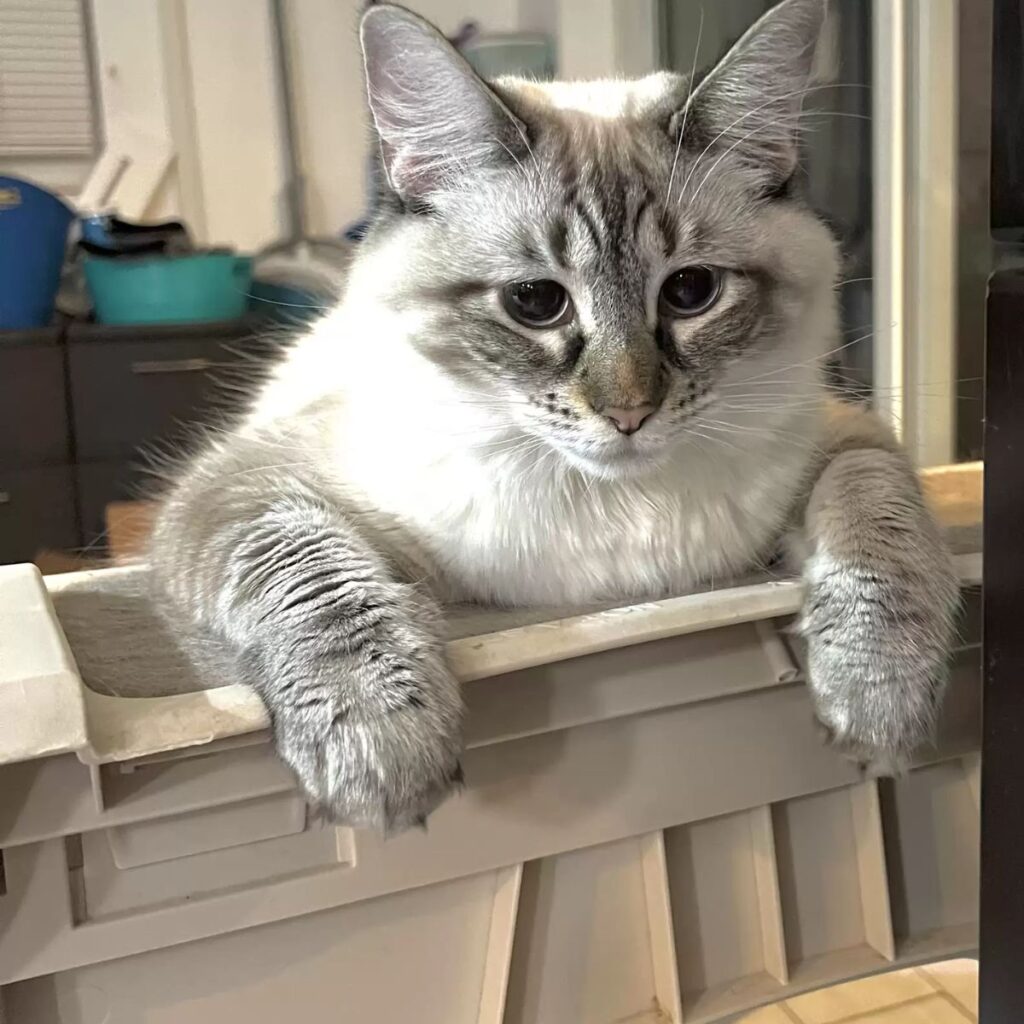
[149,0,957,832]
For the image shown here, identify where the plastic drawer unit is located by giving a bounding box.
[0,540,982,1023]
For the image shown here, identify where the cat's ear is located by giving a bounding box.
[359,4,529,205]
[675,0,826,187]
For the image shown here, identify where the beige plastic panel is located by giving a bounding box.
[504,837,663,1024]
[666,807,788,1019]
[76,817,352,921]
[5,869,507,1024]
[0,659,981,984]
[774,788,891,978]
[880,761,981,955]
[463,620,796,749]
[0,563,982,1022]
[0,772,981,1022]
[104,789,308,869]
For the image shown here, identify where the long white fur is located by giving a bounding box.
[243,200,835,607]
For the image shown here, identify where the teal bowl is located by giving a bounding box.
[84,252,252,325]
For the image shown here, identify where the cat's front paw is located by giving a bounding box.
[799,551,958,775]
[255,635,464,833]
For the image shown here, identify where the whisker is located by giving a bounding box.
[722,331,882,389]
[687,112,873,207]
[676,82,869,203]
[665,6,705,205]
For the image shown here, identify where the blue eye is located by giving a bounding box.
[502,280,573,328]
[659,266,722,317]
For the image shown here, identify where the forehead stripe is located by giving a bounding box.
[547,217,569,268]
[631,190,653,241]
[571,198,604,253]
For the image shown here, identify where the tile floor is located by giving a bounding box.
[736,960,978,1023]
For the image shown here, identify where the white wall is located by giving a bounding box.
[179,0,284,248]
[80,0,649,249]
[283,0,520,243]
[0,155,94,198]
[89,0,181,219]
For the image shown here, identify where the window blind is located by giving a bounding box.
[0,0,96,157]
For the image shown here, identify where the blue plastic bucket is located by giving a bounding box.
[0,177,74,330]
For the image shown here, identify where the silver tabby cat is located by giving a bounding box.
[150,0,957,832]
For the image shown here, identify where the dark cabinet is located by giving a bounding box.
[66,319,264,552]
[0,328,77,562]
[0,465,79,563]
[0,318,271,562]
[75,460,143,552]
[0,329,69,468]
[67,320,258,462]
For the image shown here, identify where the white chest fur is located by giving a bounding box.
[333,423,810,606]
[250,316,823,608]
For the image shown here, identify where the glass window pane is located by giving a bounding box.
[659,0,986,464]
[660,0,874,397]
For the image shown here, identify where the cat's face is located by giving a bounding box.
[358,0,838,478]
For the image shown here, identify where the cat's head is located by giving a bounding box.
[353,0,839,478]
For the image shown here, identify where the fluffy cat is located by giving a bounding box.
[149,0,957,831]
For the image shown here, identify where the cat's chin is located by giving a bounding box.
[553,441,667,481]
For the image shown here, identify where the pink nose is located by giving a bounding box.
[602,405,657,436]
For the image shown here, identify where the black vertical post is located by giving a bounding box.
[980,0,1024,1012]
[980,270,1024,1021]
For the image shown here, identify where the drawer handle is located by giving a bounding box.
[0,491,8,505]
[131,358,213,375]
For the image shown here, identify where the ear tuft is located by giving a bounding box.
[674,0,827,189]
[359,3,529,205]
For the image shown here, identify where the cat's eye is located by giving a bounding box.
[659,266,722,318]
[501,280,573,328]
